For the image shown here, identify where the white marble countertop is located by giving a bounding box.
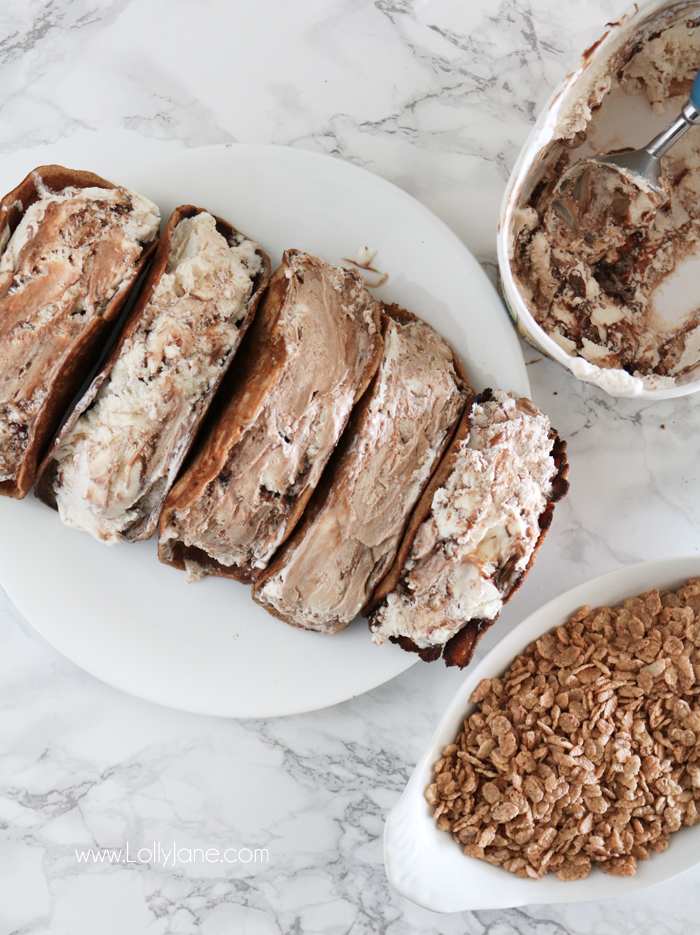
[2,0,700,931]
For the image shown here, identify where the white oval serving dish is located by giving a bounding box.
[384,555,700,912]
[497,0,700,400]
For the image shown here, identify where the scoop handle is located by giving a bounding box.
[647,74,700,160]
[691,68,700,111]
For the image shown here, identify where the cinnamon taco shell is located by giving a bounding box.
[157,250,383,582]
[0,165,159,498]
[252,302,472,633]
[440,429,569,668]
[35,205,270,542]
[368,388,570,667]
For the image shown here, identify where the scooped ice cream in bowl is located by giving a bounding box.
[544,160,668,264]
[499,0,700,399]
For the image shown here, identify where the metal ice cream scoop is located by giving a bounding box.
[551,68,700,229]
[591,67,700,197]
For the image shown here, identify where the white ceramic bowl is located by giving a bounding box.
[384,555,700,912]
[497,0,700,400]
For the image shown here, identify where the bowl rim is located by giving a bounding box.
[496,0,700,401]
[384,555,700,912]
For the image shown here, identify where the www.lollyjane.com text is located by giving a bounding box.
[75,843,269,868]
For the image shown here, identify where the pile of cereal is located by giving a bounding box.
[425,580,700,881]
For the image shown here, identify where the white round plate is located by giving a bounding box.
[385,556,700,911]
[0,144,529,718]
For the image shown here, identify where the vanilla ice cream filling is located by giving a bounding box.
[0,183,159,281]
[371,392,556,649]
[513,12,700,388]
[167,254,379,574]
[256,316,468,632]
[52,212,262,542]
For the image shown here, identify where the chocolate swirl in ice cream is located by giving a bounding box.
[252,305,470,634]
[0,167,160,497]
[158,251,383,582]
[513,10,700,388]
[37,207,269,542]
